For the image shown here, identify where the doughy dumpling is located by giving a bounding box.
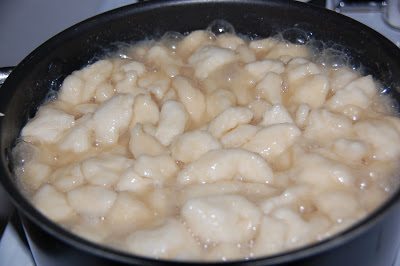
[181,195,262,243]
[72,221,110,243]
[266,42,310,59]
[249,38,279,56]
[67,185,117,217]
[92,94,134,145]
[216,33,246,50]
[73,103,98,116]
[238,45,257,63]
[59,60,113,105]
[81,154,133,187]
[95,83,114,103]
[245,60,285,82]
[121,61,146,76]
[147,45,182,77]
[129,124,167,158]
[260,185,311,214]
[51,163,85,192]
[161,88,178,102]
[22,107,75,144]
[58,73,85,105]
[271,207,329,248]
[326,75,376,110]
[255,72,283,104]
[106,192,153,232]
[289,74,329,108]
[116,166,153,193]
[138,72,170,101]
[295,153,355,188]
[33,184,75,222]
[177,30,214,58]
[253,216,287,256]
[304,109,352,143]
[286,58,321,85]
[206,89,237,119]
[155,100,189,146]
[329,67,358,93]
[221,124,259,148]
[248,100,271,123]
[133,154,178,183]
[131,94,160,127]
[354,120,400,160]
[20,161,52,191]
[208,107,253,138]
[172,76,206,125]
[177,148,273,185]
[314,189,362,222]
[126,219,201,259]
[295,104,311,128]
[189,46,237,79]
[332,138,368,163]
[243,123,301,161]
[58,114,92,153]
[171,130,221,163]
[260,104,294,126]
[179,181,278,203]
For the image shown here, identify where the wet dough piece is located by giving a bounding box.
[181,195,262,243]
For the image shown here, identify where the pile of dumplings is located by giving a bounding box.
[15,29,400,261]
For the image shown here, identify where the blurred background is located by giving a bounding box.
[0,0,399,68]
[0,0,139,67]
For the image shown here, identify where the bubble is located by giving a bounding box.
[207,20,236,36]
[161,31,184,50]
[308,39,326,53]
[350,60,363,72]
[280,28,313,45]
[321,48,350,68]
[307,40,354,70]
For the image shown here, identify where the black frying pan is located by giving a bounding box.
[0,1,400,265]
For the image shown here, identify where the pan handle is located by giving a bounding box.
[0,67,13,88]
